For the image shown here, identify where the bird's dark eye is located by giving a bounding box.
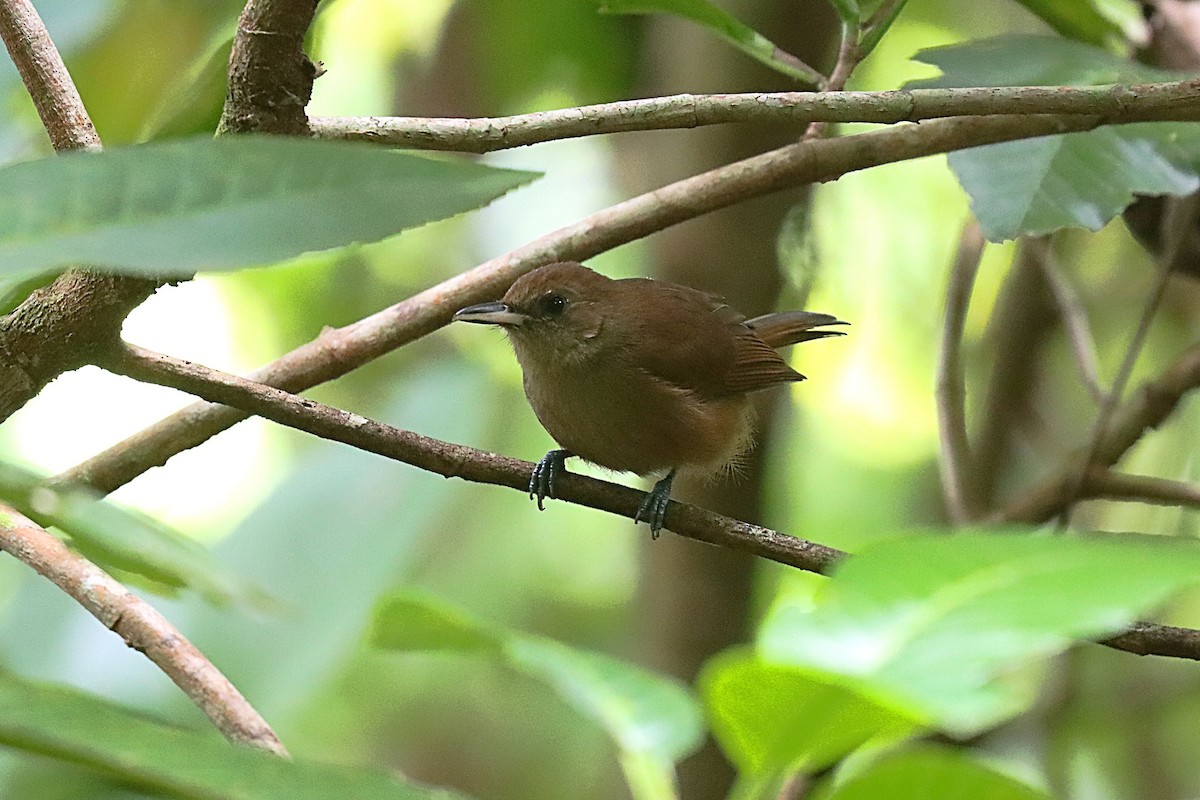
[541,293,568,316]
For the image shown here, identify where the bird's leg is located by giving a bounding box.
[529,449,572,511]
[635,470,676,539]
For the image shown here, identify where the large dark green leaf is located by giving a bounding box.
[758,531,1200,735]
[372,592,703,800]
[0,136,538,276]
[0,670,466,800]
[909,35,1200,241]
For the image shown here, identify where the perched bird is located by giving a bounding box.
[453,261,846,535]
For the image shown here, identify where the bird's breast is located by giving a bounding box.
[517,351,751,476]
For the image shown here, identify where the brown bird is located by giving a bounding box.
[453,261,846,535]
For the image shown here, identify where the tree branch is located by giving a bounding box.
[96,341,1200,663]
[0,503,286,754]
[102,342,840,573]
[0,0,159,424]
[1035,238,1105,404]
[0,0,97,151]
[217,0,320,135]
[997,341,1200,524]
[310,80,1200,152]
[60,107,1199,495]
[1055,194,1193,527]
[1084,468,1200,510]
[937,220,985,522]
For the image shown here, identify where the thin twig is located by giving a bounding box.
[1035,238,1106,404]
[1056,194,1196,528]
[998,341,1200,524]
[937,220,985,523]
[310,79,1200,152]
[58,109,1194,496]
[97,341,1200,663]
[804,22,860,139]
[1085,468,1200,510]
[0,504,287,754]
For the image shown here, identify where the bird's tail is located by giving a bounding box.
[745,311,848,349]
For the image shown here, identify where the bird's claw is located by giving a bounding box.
[634,471,676,539]
[529,449,571,511]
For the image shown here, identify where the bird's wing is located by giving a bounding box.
[611,279,803,397]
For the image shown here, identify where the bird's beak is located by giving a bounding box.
[453,301,527,327]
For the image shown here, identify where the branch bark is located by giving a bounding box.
[97,341,1200,663]
[218,0,320,135]
[59,107,1200,494]
[0,503,287,754]
[311,80,1200,152]
[0,0,158,424]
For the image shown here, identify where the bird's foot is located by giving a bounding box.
[529,449,572,511]
[634,470,676,539]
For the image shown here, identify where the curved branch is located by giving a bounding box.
[998,341,1200,523]
[310,80,1200,152]
[937,220,985,522]
[60,107,1198,494]
[0,504,286,754]
[98,341,1200,663]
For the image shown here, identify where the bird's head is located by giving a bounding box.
[453,262,612,364]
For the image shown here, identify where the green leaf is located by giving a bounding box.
[700,650,923,778]
[949,125,1200,241]
[810,744,1052,800]
[0,136,538,277]
[597,0,823,85]
[371,593,704,800]
[1011,0,1142,48]
[910,34,1174,88]
[758,530,1200,734]
[0,669,467,800]
[0,461,263,606]
[909,35,1200,242]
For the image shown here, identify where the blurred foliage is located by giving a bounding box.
[2,1,1200,800]
[0,136,538,277]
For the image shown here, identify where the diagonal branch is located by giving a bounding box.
[997,341,1200,524]
[0,0,97,151]
[58,110,1193,495]
[1084,468,1200,510]
[102,342,840,574]
[1035,238,1105,404]
[1055,194,1195,527]
[310,80,1200,152]
[0,503,287,754]
[96,341,1200,663]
